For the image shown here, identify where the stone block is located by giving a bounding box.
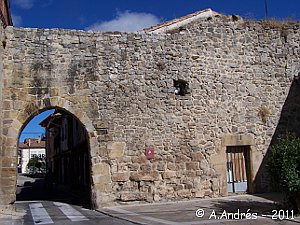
[93,174,111,185]
[107,142,126,160]
[111,172,130,182]
[92,162,110,176]
[162,171,176,179]
[50,88,60,96]
[188,139,199,147]
[120,192,147,201]
[128,163,139,171]
[98,146,108,157]
[175,155,191,163]
[195,191,205,198]
[1,186,16,195]
[129,171,160,181]
[1,178,16,187]
[167,163,176,170]
[186,162,199,170]
[191,152,204,161]
[156,163,166,171]
[177,189,191,198]
[132,156,148,164]
[2,168,16,177]
[4,137,17,147]
[95,193,115,207]
[153,194,160,201]
[176,163,185,170]
[140,164,152,172]
[94,182,112,193]
[1,157,15,168]
[3,147,17,157]
[173,184,184,191]
[199,160,209,170]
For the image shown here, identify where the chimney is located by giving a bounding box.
[28,139,31,147]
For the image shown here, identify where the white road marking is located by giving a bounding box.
[29,203,54,225]
[54,202,89,222]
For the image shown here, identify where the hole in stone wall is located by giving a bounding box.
[174,79,189,96]
[96,128,108,135]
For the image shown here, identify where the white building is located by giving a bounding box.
[18,138,46,174]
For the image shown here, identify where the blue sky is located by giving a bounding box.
[19,109,54,142]
[10,0,300,31]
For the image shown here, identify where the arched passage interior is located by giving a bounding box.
[16,107,93,208]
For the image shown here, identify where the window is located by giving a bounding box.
[174,79,189,96]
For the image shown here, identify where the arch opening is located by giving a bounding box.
[16,107,93,209]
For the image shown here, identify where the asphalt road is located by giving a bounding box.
[15,174,136,225]
[15,201,135,225]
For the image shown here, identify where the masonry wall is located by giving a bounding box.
[0,22,3,202]
[0,15,300,207]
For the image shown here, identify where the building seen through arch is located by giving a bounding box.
[39,109,92,207]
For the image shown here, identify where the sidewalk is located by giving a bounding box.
[1,191,300,224]
[0,205,25,225]
[99,193,300,225]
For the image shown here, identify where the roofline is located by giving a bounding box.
[144,8,222,33]
[19,146,46,149]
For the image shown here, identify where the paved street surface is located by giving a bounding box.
[13,200,135,225]
[0,174,135,225]
[1,174,299,224]
[100,194,300,225]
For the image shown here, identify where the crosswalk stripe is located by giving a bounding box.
[54,202,89,222]
[29,203,54,225]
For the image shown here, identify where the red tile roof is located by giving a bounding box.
[18,138,45,149]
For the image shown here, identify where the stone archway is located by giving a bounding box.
[0,97,99,207]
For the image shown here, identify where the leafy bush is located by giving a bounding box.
[27,156,43,174]
[267,134,300,211]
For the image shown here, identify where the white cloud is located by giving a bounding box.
[12,0,34,9]
[12,14,23,27]
[86,11,160,32]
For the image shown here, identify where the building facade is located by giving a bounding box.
[18,138,46,174]
[0,6,299,208]
[40,110,91,194]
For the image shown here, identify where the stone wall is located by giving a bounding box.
[0,15,300,207]
[0,21,3,204]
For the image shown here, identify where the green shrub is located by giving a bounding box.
[27,156,43,174]
[267,134,300,212]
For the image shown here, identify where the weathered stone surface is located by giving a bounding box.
[195,191,205,198]
[107,142,126,160]
[92,163,110,176]
[120,192,147,201]
[191,152,204,161]
[111,172,130,182]
[177,189,192,198]
[186,162,199,170]
[156,163,166,171]
[94,182,112,193]
[129,171,160,181]
[162,171,176,179]
[1,15,300,208]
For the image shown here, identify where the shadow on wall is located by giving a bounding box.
[253,79,300,193]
